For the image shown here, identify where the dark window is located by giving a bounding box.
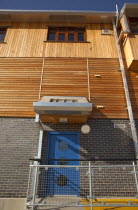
[68,34,74,41]
[47,26,86,42]
[78,33,84,41]
[129,18,138,34]
[47,29,56,40]
[0,28,7,42]
[58,33,65,41]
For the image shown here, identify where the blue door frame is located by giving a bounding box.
[45,132,80,196]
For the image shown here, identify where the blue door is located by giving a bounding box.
[46,132,80,196]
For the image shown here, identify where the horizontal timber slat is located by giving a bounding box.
[0,57,134,119]
[125,61,138,117]
[0,58,42,117]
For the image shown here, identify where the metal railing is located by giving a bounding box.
[26,161,138,209]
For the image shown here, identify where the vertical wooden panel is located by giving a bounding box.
[122,35,134,68]
[129,34,138,60]
[0,23,47,57]
[44,23,118,58]
[120,17,138,68]
[0,23,118,58]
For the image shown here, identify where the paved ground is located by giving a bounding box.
[1,197,138,210]
[0,198,26,210]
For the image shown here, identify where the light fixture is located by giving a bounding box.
[81,124,90,134]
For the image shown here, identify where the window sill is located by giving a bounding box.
[0,42,7,44]
[43,41,91,43]
[101,33,112,35]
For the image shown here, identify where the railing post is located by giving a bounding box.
[89,161,93,210]
[133,161,138,196]
[32,161,39,210]
[26,163,32,201]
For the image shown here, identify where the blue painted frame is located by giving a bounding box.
[46,131,80,164]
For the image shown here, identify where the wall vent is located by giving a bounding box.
[50,98,78,103]
[114,124,126,129]
[101,29,110,35]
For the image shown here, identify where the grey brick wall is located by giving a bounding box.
[0,117,136,198]
[41,119,135,164]
[0,118,39,198]
[40,119,136,198]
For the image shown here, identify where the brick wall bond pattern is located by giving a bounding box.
[41,119,135,163]
[0,118,136,198]
[0,118,39,198]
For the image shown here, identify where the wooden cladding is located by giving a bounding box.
[47,26,86,42]
[125,63,138,118]
[40,114,88,124]
[40,58,89,98]
[40,58,127,119]
[120,17,138,68]
[89,59,127,118]
[0,57,129,119]
[0,58,42,117]
[0,22,118,58]
[44,23,118,58]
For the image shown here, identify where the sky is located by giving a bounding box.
[0,0,137,11]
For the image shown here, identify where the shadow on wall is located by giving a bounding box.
[41,118,135,164]
[37,118,137,199]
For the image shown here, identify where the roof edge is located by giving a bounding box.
[0,9,115,15]
[120,3,138,18]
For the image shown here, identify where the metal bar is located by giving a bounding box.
[26,164,32,202]
[26,203,138,207]
[133,161,138,195]
[36,130,43,159]
[45,158,138,161]
[26,163,138,208]
[35,165,40,199]
[30,164,135,168]
[32,162,38,209]
[35,114,43,130]
[113,20,138,159]
[89,161,93,210]
[115,4,119,27]
[27,204,91,207]
[87,58,91,101]
[38,57,45,100]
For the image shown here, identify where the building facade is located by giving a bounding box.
[0,3,138,210]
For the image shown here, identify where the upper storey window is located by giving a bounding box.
[47,27,86,42]
[129,18,138,34]
[0,28,7,42]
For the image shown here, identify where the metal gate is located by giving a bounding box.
[26,161,138,209]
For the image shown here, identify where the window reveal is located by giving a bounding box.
[0,28,7,42]
[129,18,138,34]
